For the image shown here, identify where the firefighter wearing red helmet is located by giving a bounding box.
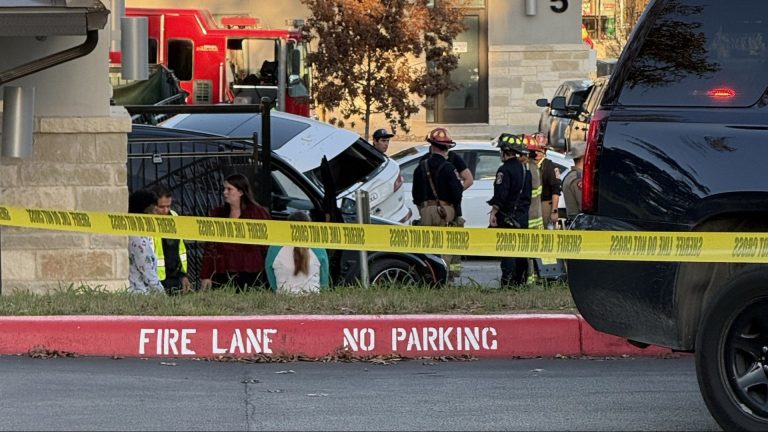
[415,127,472,281]
[412,128,464,272]
[425,127,457,150]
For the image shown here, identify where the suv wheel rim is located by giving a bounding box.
[725,299,768,418]
[372,267,416,285]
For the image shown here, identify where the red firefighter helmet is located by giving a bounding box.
[494,133,527,155]
[426,127,456,150]
[523,134,538,151]
[523,133,548,157]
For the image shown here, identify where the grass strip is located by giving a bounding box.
[0,281,576,316]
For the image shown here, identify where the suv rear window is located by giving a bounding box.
[619,0,768,107]
[305,138,385,193]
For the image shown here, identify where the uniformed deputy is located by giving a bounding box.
[488,133,532,287]
[412,127,464,283]
[561,140,586,226]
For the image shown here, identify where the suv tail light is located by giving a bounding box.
[707,87,736,99]
[394,174,404,192]
[582,110,607,213]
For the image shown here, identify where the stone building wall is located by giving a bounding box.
[487,43,596,136]
[400,44,595,143]
[0,107,131,294]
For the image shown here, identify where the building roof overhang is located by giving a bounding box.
[0,1,109,37]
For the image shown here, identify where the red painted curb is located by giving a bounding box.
[577,317,673,357]
[0,315,672,358]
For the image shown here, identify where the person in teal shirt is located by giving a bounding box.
[265,211,330,293]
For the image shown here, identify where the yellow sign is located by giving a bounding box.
[4,205,768,263]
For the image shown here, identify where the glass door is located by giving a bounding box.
[434,10,488,124]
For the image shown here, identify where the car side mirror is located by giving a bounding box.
[551,96,566,110]
[536,98,549,108]
[340,197,356,215]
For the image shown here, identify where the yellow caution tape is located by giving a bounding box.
[3,205,768,263]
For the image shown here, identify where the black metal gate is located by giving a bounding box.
[125,102,273,283]
[128,135,263,283]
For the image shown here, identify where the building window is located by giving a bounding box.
[148,38,158,64]
[167,39,193,81]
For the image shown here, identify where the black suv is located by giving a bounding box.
[565,0,768,429]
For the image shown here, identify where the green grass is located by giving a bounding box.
[0,281,576,316]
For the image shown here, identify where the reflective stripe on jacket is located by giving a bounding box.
[153,209,187,280]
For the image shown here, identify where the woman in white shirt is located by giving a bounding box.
[265,211,330,294]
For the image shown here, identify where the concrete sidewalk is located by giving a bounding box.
[0,315,674,359]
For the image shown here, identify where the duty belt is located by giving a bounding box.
[420,200,453,208]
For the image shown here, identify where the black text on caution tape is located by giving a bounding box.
[609,234,703,258]
[197,219,267,241]
[732,236,768,258]
[389,227,469,251]
[28,209,92,228]
[291,224,364,246]
[494,231,581,255]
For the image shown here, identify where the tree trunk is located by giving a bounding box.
[363,55,372,142]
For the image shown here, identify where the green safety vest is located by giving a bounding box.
[153,210,187,280]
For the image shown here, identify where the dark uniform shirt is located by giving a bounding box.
[420,151,468,173]
[417,151,467,216]
[488,157,532,228]
[412,153,463,208]
[540,158,562,202]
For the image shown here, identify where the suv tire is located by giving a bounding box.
[695,268,768,431]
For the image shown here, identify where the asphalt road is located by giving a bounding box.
[457,258,564,288]
[0,356,718,431]
[458,258,504,288]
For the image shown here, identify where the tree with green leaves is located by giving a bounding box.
[301,0,466,140]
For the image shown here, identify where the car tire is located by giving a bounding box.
[369,258,422,286]
[695,268,768,431]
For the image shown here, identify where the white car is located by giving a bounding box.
[161,112,411,223]
[391,142,573,228]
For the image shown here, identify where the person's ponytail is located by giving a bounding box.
[287,211,312,276]
[293,246,309,276]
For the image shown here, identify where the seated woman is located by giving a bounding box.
[265,211,330,294]
[127,189,165,294]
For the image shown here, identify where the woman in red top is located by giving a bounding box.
[200,173,271,291]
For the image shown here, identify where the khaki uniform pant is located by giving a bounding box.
[419,205,460,277]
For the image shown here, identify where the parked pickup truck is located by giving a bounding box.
[565,0,768,430]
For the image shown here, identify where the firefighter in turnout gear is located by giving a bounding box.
[412,127,464,282]
[488,133,532,287]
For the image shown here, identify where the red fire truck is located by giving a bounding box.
[111,7,311,117]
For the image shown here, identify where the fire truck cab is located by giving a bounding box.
[118,7,311,117]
